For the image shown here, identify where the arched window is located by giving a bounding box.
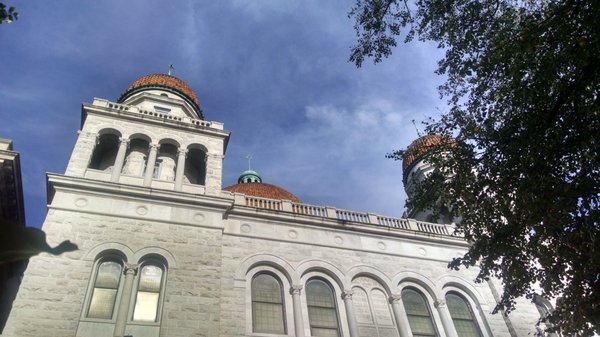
[402,288,437,337]
[306,278,340,337]
[132,263,165,322]
[446,292,482,337]
[89,133,120,171]
[352,276,398,337]
[184,147,207,185]
[87,259,123,319]
[155,143,177,181]
[122,138,150,176]
[251,273,286,334]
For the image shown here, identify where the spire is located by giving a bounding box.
[246,154,253,170]
[238,155,262,184]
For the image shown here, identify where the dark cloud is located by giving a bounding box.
[0,0,445,227]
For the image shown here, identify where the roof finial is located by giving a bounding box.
[412,119,423,137]
[246,154,253,170]
[168,64,174,76]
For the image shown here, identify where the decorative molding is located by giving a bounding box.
[123,263,139,276]
[341,289,354,300]
[389,293,402,304]
[290,285,303,295]
[434,299,446,308]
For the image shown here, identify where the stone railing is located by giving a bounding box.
[93,99,221,130]
[233,194,456,236]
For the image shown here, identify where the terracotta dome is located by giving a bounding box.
[118,74,203,119]
[402,134,455,177]
[224,183,301,203]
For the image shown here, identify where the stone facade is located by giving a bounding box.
[3,75,543,337]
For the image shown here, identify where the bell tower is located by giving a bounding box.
[402,134,454,223]
[64,74,230,195]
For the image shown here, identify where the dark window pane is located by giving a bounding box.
[402,288,437,336]
[251,274,285,334]
[307,279,339,337]
[446,293,481,337]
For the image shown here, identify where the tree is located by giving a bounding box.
[0,3,17,24]
[349,0,600,335]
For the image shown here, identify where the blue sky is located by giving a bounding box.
[0,1,446,227]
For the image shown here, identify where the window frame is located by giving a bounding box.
[305,277,342,337]
[401,286,439,337]
[251,272,287,334]
[442,283,493,337]
[82,253,126,322]
[245,266,294,337]
[445,291,483,337]
[129,257,168,325]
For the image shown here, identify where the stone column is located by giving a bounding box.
[435,299,458,337]
[113,263,138,337]
[111,137,129,182]
[290,285,305,337]
[389,294,413,337]
[174,148,187,191]
[143,143,159,187]
[341,290,359,337]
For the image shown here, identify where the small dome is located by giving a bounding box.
[118,74,203,119]
[224,183,301,203]
[403,134,454,179]
[238,170,262,184]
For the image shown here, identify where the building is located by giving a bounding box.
[0,138,27,334]
[3,74,544,337]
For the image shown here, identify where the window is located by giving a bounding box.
[402,288,437,337]
[251,273,286,334]
[133,263,164,322]
[352,276,398,337]
[446,293,482,337]
[306,278,340,337]
[87,260,122,319]
[154,106,171,114]
[152,159,163,179]
[89,133,119,171]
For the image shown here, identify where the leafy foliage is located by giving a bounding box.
[351,0,600,335]
[0,3,17,24]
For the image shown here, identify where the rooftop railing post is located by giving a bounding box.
[367,213,379,225]
[325,207,337,219]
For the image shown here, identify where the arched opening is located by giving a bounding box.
[89,133,119,171]
[251,273,286,334]
[351,276,398,337]
[306,278,341,337]
[184,147,207,185]
[122,138,150,176]
[446,292,482,337]
[154,143,177,181]
[402,287,438,337]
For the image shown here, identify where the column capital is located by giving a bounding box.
[434,299,446,308]
[118,137,130,146]
[150,142,160,150]
[178,148,189,156]
[290,285,303,295]
[341,289,354,300]
[389,293,402,304]
[123,263,139,276]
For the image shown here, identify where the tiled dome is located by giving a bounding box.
[403,134,454,177]
[224,183,301,203]
[118,74,203,119]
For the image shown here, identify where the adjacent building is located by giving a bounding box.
[0,138,26,334]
